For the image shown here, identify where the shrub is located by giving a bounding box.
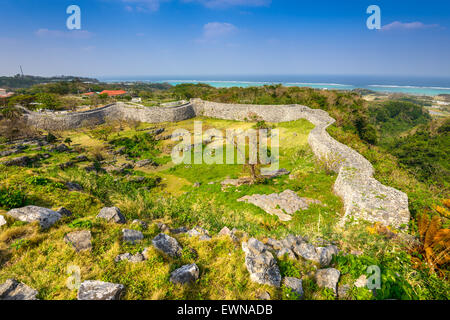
[0,186,26,209]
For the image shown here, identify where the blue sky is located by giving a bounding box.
[0,0,449,77]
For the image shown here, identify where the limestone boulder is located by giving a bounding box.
[122,229,144,244]
[315,268,340,295]
[0,215,6,227]
[170,264,200,285]
[6,205,61,229]
[242,238,281,287]
[0,279,38,300]
[152,233,182,258]
[114,253,145,263]
[97,207,126,224]
[187,227,211,241]
[283,277,304,299]
[77,280,125,300]
[238,190,322,221]
[64,230,92,252]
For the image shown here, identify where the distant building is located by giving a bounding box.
[99,90,127,97]
[82,92,96,96]
[131,97,142,103]
[0,88,14,98]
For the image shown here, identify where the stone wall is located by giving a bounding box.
[20,99,410,228]
[23,102,195,130]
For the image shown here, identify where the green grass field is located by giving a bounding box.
[0,118,448,300]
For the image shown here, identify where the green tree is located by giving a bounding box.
[36,93,59,110]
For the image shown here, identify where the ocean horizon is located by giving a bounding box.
[98,75,450,97]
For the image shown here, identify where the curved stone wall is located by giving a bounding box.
[21,99,410,228]
[23,102,196,130]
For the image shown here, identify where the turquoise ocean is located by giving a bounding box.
[99,75,450,96]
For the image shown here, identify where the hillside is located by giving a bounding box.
[0,83,449,300]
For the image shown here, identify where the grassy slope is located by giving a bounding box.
[0,117,449,300]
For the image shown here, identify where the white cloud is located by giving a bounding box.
[183,0,271,9]
[381,21,439,31]
[197,22,237,43]
[35,29,93,39]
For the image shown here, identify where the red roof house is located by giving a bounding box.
[99,90,127,97]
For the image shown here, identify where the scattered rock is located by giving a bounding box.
[170,226,188,234]
[6,205,61,229]
[315,268,340,295]
[152,233,183,258]
[283,277,304,299]
[256,291,271,300]
[135,159,154,168]
[317,245,339,267]
[57,207,72,217]
[77,280,125,300]
[97,207,126,224]
[262,168,290,179]
[132,219,148,229]
[337,284,351,299]
[65,182,83,191]
[122,229,144,244]
[193,182,201,188]
[221,177,253,188]
[238,190,322,221]
[74,155,89,162]
[59,161,74,170]
[293,243,337,266]
[114,252,145,263]
[105,163,133,174]
[293,242,320,263]
[55,144,70,152]
[157,222,169,232]
[187,227,211,241]
[64,230,92,252]
[2,156,34,167]
[354,275,367,288]
[0,215,6,227]
[218,226,238,242]
[0,279,38,300]
[170,264,200,285]
[242,238,281,287]
[276,248,296,260]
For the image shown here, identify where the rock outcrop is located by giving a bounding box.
[242,238,281,287]
[315,268,340,295]
[97,207,126,224]
[151,233,183,258]
[122,229,144,244]
[64,230,92,252]
[6,206,61,229]
[77,280,125,300]
[238,190,322,221]
[170,264,200,285]
[0,279,38,300]
[283,277,304,299]
[114,253,145,263]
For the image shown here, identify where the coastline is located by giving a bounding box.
[98,77,450,97]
